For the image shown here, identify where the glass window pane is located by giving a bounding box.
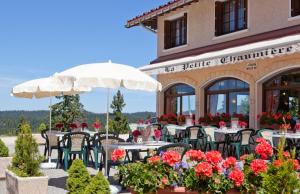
[208,94,226,115]
[229,92,249,115]
[182,95,196,115]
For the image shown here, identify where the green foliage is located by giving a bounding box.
[84,172,111,194]
[52,95,84,131]
[0,139,9,157]
[258,138,300,194]
[109,90,129,134]
[67,159,91,194]
[119,162,178,194]
[37,122,47,133]
[16,115,27,135]
[10,123,43,177]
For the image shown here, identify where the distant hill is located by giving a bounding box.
[0,110,155,135]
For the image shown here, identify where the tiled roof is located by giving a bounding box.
[126,0,198,31]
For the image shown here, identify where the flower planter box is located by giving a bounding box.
[178,122,186,126]
[130,188,240,194]
[260,123,279,130]
[5,170,48,194]
[0,157,12,179]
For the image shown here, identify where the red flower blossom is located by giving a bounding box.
[206,151,222,165]
[195,162,213,177]
[154,129,161,139]
[111,149,125,162]
[69,123,78,129]
[132,130,141,138]
[185,150,206,162]
[229,169,244,187]
[162,151,181,166]
[162,177,168,185]
[289,159,300,170]
[223,157,237,169]
[219,121,226,128]
[250,159,267,175]
[148,156,161,164]
[92,121,101,129]
[238,121,248,128]
[81,122,88,129]
[55,123,64,129]
[255,138,273,159]
[273,160,282,167]
[283,151,291,158]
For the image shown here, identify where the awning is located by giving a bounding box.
[140,33,300,75]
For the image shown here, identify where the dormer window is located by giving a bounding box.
[215,0,247,36]
[164,13,187,49]
[291,0,300,17]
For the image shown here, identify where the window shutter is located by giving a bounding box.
[215,2,223,36]
[183,13,187,45]
[164,20,171,49]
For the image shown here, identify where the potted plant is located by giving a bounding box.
[177,115,186,126]
[0,138,12,179]
[92,119,101,132]
[159,114,168,125]
[167,114,178,125]
[6,123,47,194]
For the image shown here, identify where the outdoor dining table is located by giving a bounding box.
[107,141,171,162]
[271,132,300,150]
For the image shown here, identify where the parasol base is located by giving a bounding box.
[40,158,56,169]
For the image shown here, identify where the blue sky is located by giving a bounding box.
[0,0,170,113]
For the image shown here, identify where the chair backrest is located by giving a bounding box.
[185,126,201,140]
[128,123,138,131]
[63,132,90,152]
[202,126,217,142]
[157,143,191,159]
[98,136,125,160]
[258,129,274,147]
[41,129,59,147]
[238,129,254,145]
[164,124,181,136]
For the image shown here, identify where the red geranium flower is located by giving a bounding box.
[148,156,161,164]
[195,162,213,177]
[154,129,161,139]
[111,149,125,162]
[255,138,273,159]
[69,123,78,129]
[92,121,101,129]
[273,160,282,167]
[223,157,237,169]
[132,130,141,138]
[219,121,226,128]
[283,151,291,158]
[81,122,88,129]
[162,151,181,166]
[229,169,244,187]
[206,151,222,165]
[185,150,206,162]
[162,177,168,185]
[250,159,267,175]
[55,123,64,129]
[289,159,300,170]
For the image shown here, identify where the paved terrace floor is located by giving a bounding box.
[0,135,130,194]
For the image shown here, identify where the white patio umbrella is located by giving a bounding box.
[55,61,162,176]
[11,76,90,168]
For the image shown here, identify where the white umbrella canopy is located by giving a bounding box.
[54,61,162,92]
[55,61,162,176]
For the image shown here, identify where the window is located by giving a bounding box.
[263,69,300,115]
[164,84,195,115]
[205,78,249,115]
[215,0,247,36]
[164,13,187,49]
[291,0,300,17]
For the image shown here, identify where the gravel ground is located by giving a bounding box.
[0,135,130,194]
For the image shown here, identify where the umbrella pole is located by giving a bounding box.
[105,88,110,177]
[48,96,52,162]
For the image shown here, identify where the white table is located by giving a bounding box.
[214,128,242,134]
[55,130,97,138]
[272,132,300,139]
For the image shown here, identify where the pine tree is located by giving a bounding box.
[109,90,128,134]
[52,95,84,131]
[84,172,111,194]
[16,115,27,135]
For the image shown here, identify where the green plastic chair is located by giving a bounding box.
[61,132,90,170]
[157,143,192,159]
[202,126,225,152]
[183,126,203,149]
[162,124,182,143]
[257,129,274,147]
[229,128,254,160]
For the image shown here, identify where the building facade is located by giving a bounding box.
[127,0,300,128]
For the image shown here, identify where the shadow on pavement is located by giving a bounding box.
[48,176,67,190]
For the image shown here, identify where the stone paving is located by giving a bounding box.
[0,135,130,194]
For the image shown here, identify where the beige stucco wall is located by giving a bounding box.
[157,52,300,128]
[157,0,300,57]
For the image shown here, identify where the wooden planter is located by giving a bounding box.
[0,157,12,179]
[6,170,48,194]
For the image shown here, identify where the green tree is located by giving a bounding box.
[67,159,91,194]
[37,122,47,133]
[109,90,128,134]
[84,171,111,194]
[10,123,43,177]
[16,115,27,135]
[52,95,84,131]
[0,139,9,157]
